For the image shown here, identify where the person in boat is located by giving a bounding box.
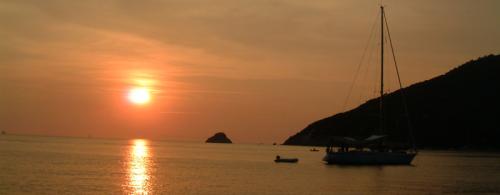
[275,155,280,161]
[337,145,348,152]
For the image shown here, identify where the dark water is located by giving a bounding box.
[1,135,500,194]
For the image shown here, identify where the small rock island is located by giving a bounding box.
[206,132,232,144]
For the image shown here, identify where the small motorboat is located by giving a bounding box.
[310,148,319,152]
[274,155,298,163]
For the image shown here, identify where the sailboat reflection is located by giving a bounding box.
[127,139,151,194]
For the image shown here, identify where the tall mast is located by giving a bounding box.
[380,6,385,133]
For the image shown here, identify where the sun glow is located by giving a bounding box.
[128,88,151,105]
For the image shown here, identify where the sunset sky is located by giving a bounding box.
[1,0,499,143]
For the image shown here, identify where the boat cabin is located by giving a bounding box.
[325,135,413,153]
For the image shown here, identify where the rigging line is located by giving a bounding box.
[357,30,378,105]
[342,11,380,111]
[383,14,402,90]
[383,12,417,151]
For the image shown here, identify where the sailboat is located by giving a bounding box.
[323,6,417,165]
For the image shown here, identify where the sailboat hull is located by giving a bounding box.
[323,151,416,165]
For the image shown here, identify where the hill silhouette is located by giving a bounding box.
[283,54,500,149]
[206,132,232,143]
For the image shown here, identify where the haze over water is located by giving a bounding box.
[1,135,500,194]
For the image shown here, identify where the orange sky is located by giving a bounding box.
[1,0,499,143]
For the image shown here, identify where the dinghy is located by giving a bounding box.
[274,155,298,163]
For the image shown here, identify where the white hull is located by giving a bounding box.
[323,151,416,165]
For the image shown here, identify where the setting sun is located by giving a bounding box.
[128,88,151,105]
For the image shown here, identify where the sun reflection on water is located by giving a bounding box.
[127,139,151,194]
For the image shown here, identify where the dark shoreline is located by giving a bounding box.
[281,143,500,153]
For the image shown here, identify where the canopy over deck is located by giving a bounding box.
[327,135,387,147]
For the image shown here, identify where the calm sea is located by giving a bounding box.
[1,135,500,194]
